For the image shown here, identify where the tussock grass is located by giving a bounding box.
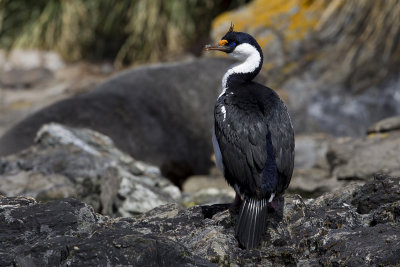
[0,0,248,66]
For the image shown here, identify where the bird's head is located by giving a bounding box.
[205,24,263,61]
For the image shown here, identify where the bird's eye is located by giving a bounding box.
[229,42,236,47]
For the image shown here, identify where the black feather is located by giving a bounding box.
[229,22,234,32]
[235,198,268,249]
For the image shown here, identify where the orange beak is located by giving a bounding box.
[218,40,228,46]
[204,40,233,52]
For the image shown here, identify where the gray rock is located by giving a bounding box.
[182,175,235,206]
[0,67,53,88]
[291,126,400,197]
[288,134,341,197]
[327,131,400,180]
[0,123,181,216]
[294,134,332,170]
[285,73,400,136]
[182,188,235,207]
[1,175,400,266]
[0,57,236,177]
[367,115,400,134]
[289,168,350,198]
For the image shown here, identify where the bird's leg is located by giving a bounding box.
[269,197,280,211]
[229,192,243,212]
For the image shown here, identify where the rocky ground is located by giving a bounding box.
[1,174,399,266]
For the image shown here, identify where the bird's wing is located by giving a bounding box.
[214,97,270,197]
[215,94,294,197]
[267,104,295,194]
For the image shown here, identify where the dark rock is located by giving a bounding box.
[0,196,213,267]
[0,57,236,176]
[2,176,400,266]
[351,174,400,214]
[161,161,194,189]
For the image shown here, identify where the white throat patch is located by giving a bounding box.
[221,43,261,90]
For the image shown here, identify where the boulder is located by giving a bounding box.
[286,134,340,197]
[293,134,331,170]
[327,131,400,181]
[1,175,399,266]
[0,123,180,217]
[0,57,236,176]
[367,115,400,134]
[291,123,400,195]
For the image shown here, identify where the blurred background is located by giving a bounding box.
[0,0,400,216]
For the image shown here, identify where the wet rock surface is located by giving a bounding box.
[1,175,399,266]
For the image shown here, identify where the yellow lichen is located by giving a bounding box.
[368,133,389,139]
[212,0,328,47]
[10,100,31,109]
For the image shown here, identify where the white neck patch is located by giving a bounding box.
[221,43,261,91]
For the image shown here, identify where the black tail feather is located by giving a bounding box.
[235,198,268,249]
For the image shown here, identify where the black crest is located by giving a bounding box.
[229,22,234,32]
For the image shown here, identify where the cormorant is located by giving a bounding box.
[205,25,295,249]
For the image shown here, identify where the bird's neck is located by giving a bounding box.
[222,49,263,90]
